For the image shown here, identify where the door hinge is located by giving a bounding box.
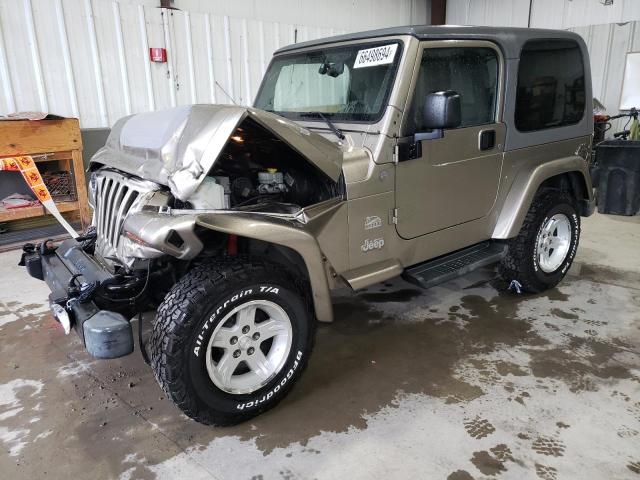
[391,208,398,224]
[394,141,422,163]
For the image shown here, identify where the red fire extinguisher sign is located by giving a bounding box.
[149,47,167,63]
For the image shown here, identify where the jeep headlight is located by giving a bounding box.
[88,172,97,209]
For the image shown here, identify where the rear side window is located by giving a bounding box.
[515,40,585,132]
[407,47,499,132]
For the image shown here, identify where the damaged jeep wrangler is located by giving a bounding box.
[22,26,595,425]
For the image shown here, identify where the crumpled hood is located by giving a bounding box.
[91,105,344,200]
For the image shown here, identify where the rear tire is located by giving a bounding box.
[150,257,315,425]
[499,190,580,293]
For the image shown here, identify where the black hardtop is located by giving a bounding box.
[275,25,585,59]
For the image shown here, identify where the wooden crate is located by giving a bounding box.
[0,118,90,229]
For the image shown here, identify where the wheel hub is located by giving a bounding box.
[204,299,293,394]
[536,213,572,273]
[238,335,252,350]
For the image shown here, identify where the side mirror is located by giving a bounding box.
[423,90,461,130]
[399,90,462,162]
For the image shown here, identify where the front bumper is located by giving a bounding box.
[21,239,134,359]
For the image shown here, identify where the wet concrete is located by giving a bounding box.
[1,212,639,479]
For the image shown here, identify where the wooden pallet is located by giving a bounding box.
[0,118,90,232]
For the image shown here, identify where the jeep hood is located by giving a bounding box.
[91,105,344,200]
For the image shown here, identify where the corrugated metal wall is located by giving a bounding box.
[0,0,428,128]
[447,0,640,28]
[446,0,640,131]
[572,21,640,132]
[446,0,530,27]
[531,0,640,29]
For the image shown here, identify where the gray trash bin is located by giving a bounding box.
[595,140,640,216]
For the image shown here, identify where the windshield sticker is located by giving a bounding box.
[353,44,398,69]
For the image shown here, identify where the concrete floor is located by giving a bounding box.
[0,212,639,480]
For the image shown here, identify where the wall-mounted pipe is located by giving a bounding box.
[431,0,446,25]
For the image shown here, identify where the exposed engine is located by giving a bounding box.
[181,167,318,212]
[178,116,340,212]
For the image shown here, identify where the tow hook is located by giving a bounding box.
[67,278,101,304]
[18,242,36,267]
[40,239,57,256]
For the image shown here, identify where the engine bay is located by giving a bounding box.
[180,117,342,212]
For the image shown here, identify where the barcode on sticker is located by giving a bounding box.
[353,44,398,68]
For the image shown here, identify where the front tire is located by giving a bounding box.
[150,258,315,425]
[499,190,580,293]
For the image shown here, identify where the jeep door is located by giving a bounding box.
[395,41,505,239]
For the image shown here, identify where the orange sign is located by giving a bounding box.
[1,156,52,202]
[1,155,77,236]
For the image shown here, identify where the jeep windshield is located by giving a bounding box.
[254,41,402,123]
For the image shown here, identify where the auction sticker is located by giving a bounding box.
[353,44,398,68]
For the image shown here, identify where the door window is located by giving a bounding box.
[407,47,499,132]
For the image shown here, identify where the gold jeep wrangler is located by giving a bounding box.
[22,25,594,425]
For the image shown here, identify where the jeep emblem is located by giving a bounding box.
[361,238,384,252]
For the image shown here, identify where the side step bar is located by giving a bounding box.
[402,241,507,290]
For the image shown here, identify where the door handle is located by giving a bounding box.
[479,129,496,151]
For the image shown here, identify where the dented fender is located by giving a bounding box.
[196,208,341,323]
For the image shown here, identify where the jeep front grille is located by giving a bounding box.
[93,170,158,263]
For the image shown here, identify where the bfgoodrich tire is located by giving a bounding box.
[499,190,580,293]
[150,258,315,425]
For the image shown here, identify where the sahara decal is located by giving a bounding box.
[364,215,382,230]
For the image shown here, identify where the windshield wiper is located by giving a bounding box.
[300,112,345,140]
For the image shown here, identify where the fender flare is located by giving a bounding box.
[195,213,334,323]
[492,156,593,239]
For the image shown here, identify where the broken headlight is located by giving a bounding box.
[88,171,97,209]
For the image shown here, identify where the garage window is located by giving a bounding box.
[407,46,499,132]
[515,39,586,132]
